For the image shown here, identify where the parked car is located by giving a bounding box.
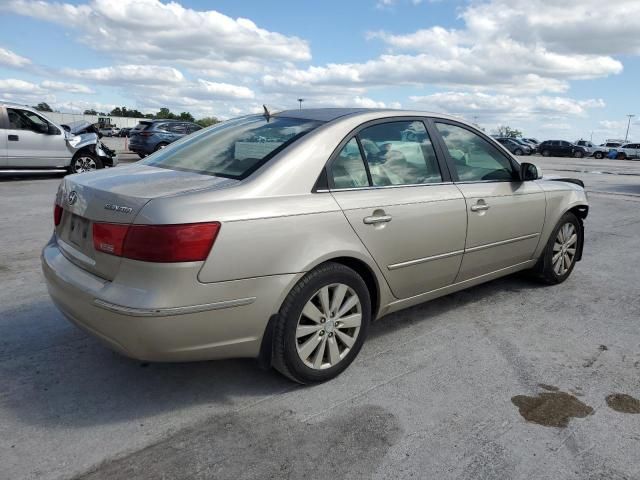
[513,137,537,154]
[520,138,539,150]
[43,108,588,383]
[522,137,539,145]
[615,143,640,160]
[494,137,531,155]
[118,127,131,137]
[128,119,202,157]
[538,140,588,158]
[575,140,597,156]
[0,102,117,173]
[98,127,114,137]
[592,142,623,159]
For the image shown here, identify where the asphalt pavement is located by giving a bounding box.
[1,155,639,480]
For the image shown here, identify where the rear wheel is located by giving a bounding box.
[542,150,550,157]
[272,262,371,384]
[68,152,103,174]
[154,142,169,152]
[514,148,523,156]
[594,151,603,159]
[617,152,626,160]
[532,212,581,284]
[137,153,147,159]
[574,150,584,158]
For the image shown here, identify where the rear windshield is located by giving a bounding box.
[141,115,324,179]
[134,121,151,131]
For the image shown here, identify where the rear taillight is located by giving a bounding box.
[92,222,220,262]
[54,204,63,226]
[138,131,153,137]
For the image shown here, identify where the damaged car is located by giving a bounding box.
[0,102,117,173]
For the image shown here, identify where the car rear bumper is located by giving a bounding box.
[41,235,299,362]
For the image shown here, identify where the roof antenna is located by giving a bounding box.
[263,104,271,122]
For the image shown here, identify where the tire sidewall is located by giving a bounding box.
[542,150,550,157]
[278,265,371,383]
[542,213,581,283]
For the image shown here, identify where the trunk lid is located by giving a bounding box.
[55,163,237,280]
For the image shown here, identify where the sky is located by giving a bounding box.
[0,0,639,142]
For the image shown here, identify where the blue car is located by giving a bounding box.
[128,120,202,157]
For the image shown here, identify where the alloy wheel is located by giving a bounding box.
[295,283,362,370]
[552,222,577,276]
[73,156,97,173]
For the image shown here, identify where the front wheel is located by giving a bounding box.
[616,152,626,160]
[574,150,584,158]
[514,148,523,156]
[532,212,582,284]
[594,152,603,159]
[272,263,371,384]
[541,150,550,157]
[68,152,103,174]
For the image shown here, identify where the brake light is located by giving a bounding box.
[92,222,220,262]
[54,204,63,226]
[138,132,153,137]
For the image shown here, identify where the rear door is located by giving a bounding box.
[328,118,467,299]
[433,120,545,281]
[6,107,69,167]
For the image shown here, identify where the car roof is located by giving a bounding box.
[273,107,464,124]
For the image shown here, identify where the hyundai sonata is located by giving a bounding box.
[42,108,588,383]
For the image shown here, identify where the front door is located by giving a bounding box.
[6,108,69,168]
[329,119,467,299]
[433,121,546,281]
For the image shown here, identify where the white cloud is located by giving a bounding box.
[0,47,31,67]
[186,80,255,100]
[1,0,310,64]
[0,78,43,94]
[63,65,185,85]
[41,80,94,94]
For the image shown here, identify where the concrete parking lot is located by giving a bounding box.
[1,156,639,479]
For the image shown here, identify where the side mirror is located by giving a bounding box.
[520,162,541,181]
[48,124,60,135]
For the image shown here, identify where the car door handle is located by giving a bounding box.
[470,203,490,212]
[8,134,19,141]
[363,214,392,225]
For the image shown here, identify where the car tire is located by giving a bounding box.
[514,148,523,155]
[541,150,550,157]
[67,152,103,174]
[272,262,371,384]
[616,152,626,160]
[574,151,584,158]
[594,152,603,159]
[137,153,147,159]
[532,212,582,285]
[154,142,169,152]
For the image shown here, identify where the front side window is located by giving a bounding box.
[7,108,50,133]
[143,115,323,179]
[435,122,516,182]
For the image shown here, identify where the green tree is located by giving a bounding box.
[495,125,522,138]
[34,102,53,112]
[196,116,220,128]
[83,109,98,115]
[178,111,195,122]
[155,107,176,119]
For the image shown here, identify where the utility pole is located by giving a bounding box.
[297,98,304,110]
[624,114,635,142]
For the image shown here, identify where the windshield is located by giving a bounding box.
[142,115,324,179]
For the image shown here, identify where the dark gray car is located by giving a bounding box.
[128,119,202,158]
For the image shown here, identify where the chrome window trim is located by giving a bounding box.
[322,181,455,193]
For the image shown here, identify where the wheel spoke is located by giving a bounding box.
[565,233,577,247]
[312,337,327,369]
[336,294,359,318]
[298,332,322,360]
[336,329,356,348]
[296,324,322,338]
[337,313,361,329]
[564,253,572,269]
[553,242,562,252]
[318,286,331,317]
[566,247,576,255]
[330,284,348,316]
[327,336,340,366]
[302,301,324,324]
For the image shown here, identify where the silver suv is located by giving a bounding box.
[0,102,117,173]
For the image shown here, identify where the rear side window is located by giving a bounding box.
[142,115,323,179]
[435,122,516,182]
